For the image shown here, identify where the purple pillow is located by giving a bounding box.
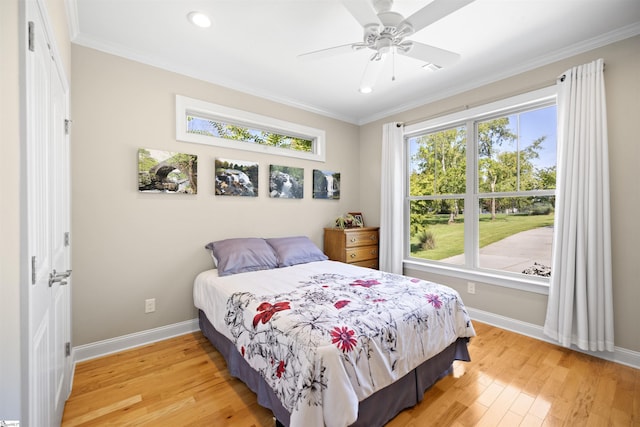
[205,238,278,276]
[266,236,328,267]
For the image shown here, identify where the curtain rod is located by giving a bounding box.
[397,61,606,128]
[558,61,605,82]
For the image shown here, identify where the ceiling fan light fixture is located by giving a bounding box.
[187,11,211,28]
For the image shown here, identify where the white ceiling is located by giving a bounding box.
[68,0,640,125]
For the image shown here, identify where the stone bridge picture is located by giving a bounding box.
[138,148,197,194]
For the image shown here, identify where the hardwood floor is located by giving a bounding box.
[62,322,640,426]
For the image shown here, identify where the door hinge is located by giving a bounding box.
[64,231,70,247]
[31,256,37,285]
[64,119,72,135]
[65,342,71,357]
[28,21,35,52]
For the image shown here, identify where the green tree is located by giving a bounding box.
[138,149,156,172]
[410,126,466,226]
[478,118,517,220]
[167,153,197,194]
[536,165,556,190]
[479,127,548,218]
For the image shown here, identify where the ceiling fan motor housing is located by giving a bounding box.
[363,10,413,56]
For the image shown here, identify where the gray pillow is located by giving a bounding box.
[205,238,278,276]
[266,236,328,267]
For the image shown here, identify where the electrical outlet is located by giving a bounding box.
[467,282,476,294]
[145,298,156,313]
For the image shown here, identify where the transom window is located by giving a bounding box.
[176,95,326,162]
[186,115,314,152]
[405,87,557,287]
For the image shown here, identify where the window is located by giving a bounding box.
[405,87,557,290]
[176,95,326,162]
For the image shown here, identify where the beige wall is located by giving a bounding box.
[360,35,640,353]
[70,45,360,345]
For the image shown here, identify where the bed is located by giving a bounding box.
[194,236,476,427]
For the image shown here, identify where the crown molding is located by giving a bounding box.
[70,32,360,125]
[359,22,640,125]
[65,1,639,126]
[65,0,80,40]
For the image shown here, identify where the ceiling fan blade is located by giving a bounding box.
[400,41,460,68]
[359,55,386,92]
[342,0,382,28]
[402,0,475,34]
[298,43,362,61]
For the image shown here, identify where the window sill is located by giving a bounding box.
[403,259,550,295]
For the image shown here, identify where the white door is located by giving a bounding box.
[50,45,72,425]
[25,1,72,425]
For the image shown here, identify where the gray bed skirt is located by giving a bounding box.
[198,309,471,427]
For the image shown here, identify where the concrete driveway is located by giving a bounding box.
[442,226,554,274]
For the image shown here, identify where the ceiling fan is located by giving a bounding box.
[299,0,475,93]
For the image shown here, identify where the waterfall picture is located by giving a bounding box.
[313,169,340,199]
[270,165,304,199]
[215,158,258,197]
[138,148,197,194]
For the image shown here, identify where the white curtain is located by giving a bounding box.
[379,122,404,274]
[543,58,614,352]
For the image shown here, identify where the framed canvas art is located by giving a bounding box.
[312,169,340,199]
[215,158,258,197]
[269,165,304,199]
[138,148,197,194]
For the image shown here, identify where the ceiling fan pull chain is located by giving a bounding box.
[392,48,396,82]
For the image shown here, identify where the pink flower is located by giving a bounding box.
[253,301,291,328]
[425,293,442,309]
[330,326,357,352]
[334,300,350,309]
[350,279,380,288]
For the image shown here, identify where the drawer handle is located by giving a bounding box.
[350,253,356,258]
[350,237,357,243]
[371,250,378,255]
[370,235,376,241]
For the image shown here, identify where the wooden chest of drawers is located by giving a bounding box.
[323,227,379,269]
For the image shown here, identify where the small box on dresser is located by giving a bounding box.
[323,227,379,269]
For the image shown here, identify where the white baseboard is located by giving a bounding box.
[70,310,640,371]
[467,307,640,370]
[72,318,200,364]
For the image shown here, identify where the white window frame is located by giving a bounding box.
[176,95,326,162]
[403,86,557,295]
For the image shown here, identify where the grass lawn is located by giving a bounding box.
[411,213,554,260]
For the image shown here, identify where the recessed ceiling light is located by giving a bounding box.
[359,86,373,94]
[187,11,211,28]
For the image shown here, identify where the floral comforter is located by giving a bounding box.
[193,260,475,427]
